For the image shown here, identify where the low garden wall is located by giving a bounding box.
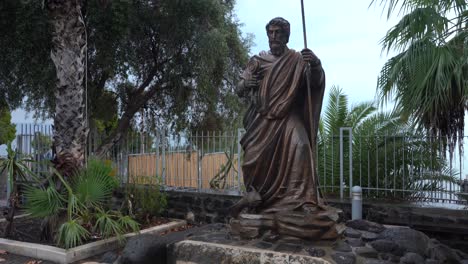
[163,190,468,253]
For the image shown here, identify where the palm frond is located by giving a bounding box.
[71,158,118,207]
[382,7,449,52]
[23,185,66,217]
[57,219,90,249]
[94,210,124,240]
[323,86,349,136]
[347,102,377,129]
[118,215,140,233]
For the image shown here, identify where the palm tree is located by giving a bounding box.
[372,0,467,157]
[47,0,88,176]
[317,86,457,201]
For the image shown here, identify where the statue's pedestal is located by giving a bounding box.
[230,208,345,241]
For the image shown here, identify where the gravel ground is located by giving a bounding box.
[0,250,119,264]
[0,252,56,264]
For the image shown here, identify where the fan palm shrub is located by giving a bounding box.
[0,143,40,237]
[23,158,139,249]
[317,86,458,201]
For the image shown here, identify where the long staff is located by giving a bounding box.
[301,0,323,205]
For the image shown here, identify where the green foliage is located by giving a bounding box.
[210,137,238,189]
[94,210,124,240]
[23,185,65,218]
[0,0,250,141]
[0,0,54,116]
[0,143,40,237]
[371,0,467,155]
[71,158,118,208]
[24,159,139,249]
[57,219,90,249]
[126,177,167,224]
[0,144,39,189]
[31,133,52,155]
[318,86,458,200]
[0,101,15,145]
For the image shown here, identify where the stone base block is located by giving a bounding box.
[230,207,344,241]
[168,240,331,264]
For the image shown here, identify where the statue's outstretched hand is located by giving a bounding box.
[301,48,321,66]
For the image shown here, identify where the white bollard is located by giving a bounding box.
[351,186,362,220]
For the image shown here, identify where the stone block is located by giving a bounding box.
[344,227,361,239]
[331,252,356,264]
[169,240,331,264]
[379,227,429,256]
[355,246,379,258]
[346,219,385,233]
[400,252,425,264]
[333,240,352,252]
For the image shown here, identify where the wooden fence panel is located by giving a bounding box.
[128,152,240,190]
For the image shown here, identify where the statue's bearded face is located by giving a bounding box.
[267,25,288,56]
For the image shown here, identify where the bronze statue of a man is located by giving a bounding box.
[232,17,340,240]
[236,17,325,213]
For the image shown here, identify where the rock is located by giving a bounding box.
[254,241,273,250]
[454,249,468,260]
[425,241,461,263]
[333,240,352,252]
[424,260,438,264]
[364,260,393,264]
[170,241,262,264]
[119,225,209,264]
[346,219,385,233]
[331,252,356,264]
[120,233,181,264]
[355,247,379,258]
[344,227,362,238]
[239,226,260,239]
[113,256,121,264]
[378,252,400,262]
[379,228,429,256]
[460,260,468,264]
[185,211,195,224]
[400,252,425,264]
[345,238,364,247]
[275,243,303,253]
[370,239,399,253]
[305,247,326,257]
[360,230,379,242]
[100,252,119,263]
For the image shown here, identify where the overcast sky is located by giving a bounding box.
[11,0,398,123]
[235,0,399,106]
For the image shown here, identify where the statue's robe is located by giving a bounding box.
[240,48,325,214]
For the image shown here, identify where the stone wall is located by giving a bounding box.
[163,190,468,253]
[163,191,468,228]
[164,190,240,224]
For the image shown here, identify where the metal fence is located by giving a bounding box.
[4,123,468,206]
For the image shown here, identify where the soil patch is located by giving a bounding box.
[0,215,187,247]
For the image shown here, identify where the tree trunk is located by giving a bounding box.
[48,0,88,176]
[3,187,18,238]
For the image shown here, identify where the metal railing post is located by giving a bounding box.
[161,129,166,185]
[339,127,353,199]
